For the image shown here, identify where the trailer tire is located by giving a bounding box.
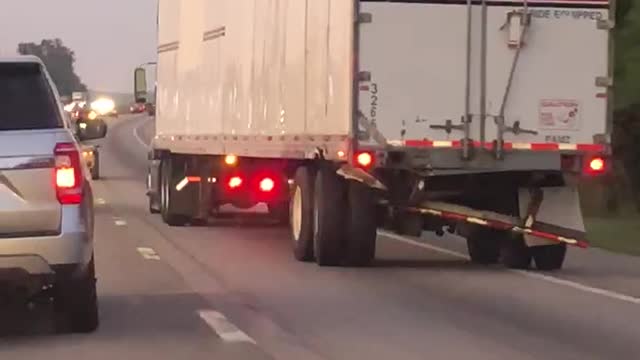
[531,244,567,271]
[313,165,346,266]
[466,228,500,265]
[290,167,316,262]
[90,151,100,180]
[500,234,532,269]
[148,169,161,214]
[345,181,377,267]
[160,156,189,227]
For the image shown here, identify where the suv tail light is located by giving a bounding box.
[54,143,83,204]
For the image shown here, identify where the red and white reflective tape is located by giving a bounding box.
[176,176,202,191]
[395,140,605,153]
[408,206,589,248]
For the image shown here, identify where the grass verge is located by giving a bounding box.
[585,217,640,256]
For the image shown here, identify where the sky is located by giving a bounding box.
[0,0,157,93]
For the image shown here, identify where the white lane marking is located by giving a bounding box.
[133,119,151,149]
[198,310,257,344]
[378,230,640,306]
[113,218,128,226]
[137,247,161,260]
[513,270,640,305]
[96,198,106,205]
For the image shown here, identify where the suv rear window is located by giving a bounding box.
[0,62,62,131]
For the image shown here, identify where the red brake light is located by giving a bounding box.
[54,143,83,204]
[259,177,275,192]
[228,176,243,189]
[585,156,607,176]
[589,157,605,172]
[356,151,374,168]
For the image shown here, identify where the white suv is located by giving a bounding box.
[0,56,102,332]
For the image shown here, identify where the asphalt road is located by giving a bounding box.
[2,114,640,359]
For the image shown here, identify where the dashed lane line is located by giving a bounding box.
[137,247,161,261]
[378,230,640,306]
[133,118,151,149]
[113,218,128,226]
[198,310,257,344]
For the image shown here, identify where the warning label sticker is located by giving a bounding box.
[539,99,580,130]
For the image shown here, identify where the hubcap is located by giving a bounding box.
[292,186,303,241]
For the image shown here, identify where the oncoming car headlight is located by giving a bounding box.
[91,97,115,115]
[88,111,98,120]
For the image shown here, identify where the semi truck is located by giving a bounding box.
[135,0,613,270]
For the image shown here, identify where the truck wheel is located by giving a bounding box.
[531,244,567,271]
[290,167,315,262]
[466,228,500,265]
[54,256,99,333]
[500,234,532,269]
[148,170,161,214]
[313,165,346,266]
[344,181,377,267]
[90,151,100,180]
[160,157,189,226]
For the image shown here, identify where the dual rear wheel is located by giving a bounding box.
[290,165,377,267]
[466,228,567,270]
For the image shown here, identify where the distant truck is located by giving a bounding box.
[135,0,614,270]
[72,91,87,102]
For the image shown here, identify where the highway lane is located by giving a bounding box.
[3,114,640,359]
[110,115,640,359]
[0,116,271,360]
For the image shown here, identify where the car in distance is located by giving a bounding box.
[129,103,146,114]
[0,56,104,332]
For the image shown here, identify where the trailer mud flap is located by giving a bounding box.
[518,187,586,247]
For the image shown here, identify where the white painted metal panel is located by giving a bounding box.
[358,3,470,142]
[485,7,609,145]
[359,1,609,147]
[154,0,354,158]
[156,0,181,138]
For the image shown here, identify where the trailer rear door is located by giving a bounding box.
[358,0,610,164]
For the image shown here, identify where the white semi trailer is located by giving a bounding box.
[135,0,613,269]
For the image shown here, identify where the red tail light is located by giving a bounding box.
[228,176,243,189]
[54,143,83,204]
[259,177,275,192]
[355,151,374,169]
[584,156,607,176]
